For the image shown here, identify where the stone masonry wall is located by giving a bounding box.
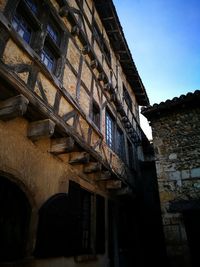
[151,106,200,267]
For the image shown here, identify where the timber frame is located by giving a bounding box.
[0,0,149,195]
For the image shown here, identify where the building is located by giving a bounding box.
[0,0,165,266]
[142,90,200,267]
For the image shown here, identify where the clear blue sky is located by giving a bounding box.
[113,0,200,138]
[113,0,200,104]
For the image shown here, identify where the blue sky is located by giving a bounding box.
[113,0,200,138]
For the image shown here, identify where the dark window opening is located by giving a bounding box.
[41,46,56,72]
[92,102,100,129]
[0,176,31,262]
[103,41,111,64]
[35,181,105,258]
[128,139,136,170]
[106,111,115,149]
[47,23,60,46]
[93,20,102,42]
[12,12,32,43]
[123,85,132,111]
[116,127,125,159]
[24,0,38,14]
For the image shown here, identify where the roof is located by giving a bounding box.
[94,0,149,106]
[141,90,200,120]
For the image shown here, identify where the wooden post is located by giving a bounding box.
[0,94,29,121]
[27,119,55,141]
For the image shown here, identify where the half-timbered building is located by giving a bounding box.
[0,1,160,267]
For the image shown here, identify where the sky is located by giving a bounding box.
[113,0,200,139]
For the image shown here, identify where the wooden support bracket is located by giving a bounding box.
[50,137,75,154]
[106,180,122,190]
[95,171,112,181]
[90,59,98,69]
[27,119,55,141]
[0,94,29,121]
[83,162,102,173]
[69,152,90,165]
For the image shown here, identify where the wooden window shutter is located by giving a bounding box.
[96,195,105,254]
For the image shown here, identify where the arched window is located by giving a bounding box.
[35,181,105,258]
[0,176,31,262]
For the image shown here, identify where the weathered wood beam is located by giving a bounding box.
[27,119,55,141]
[106,180,122,190]
[0,94,29,121]
[69,152,90,165]
[50,137,75,154]
[83,162,102,173]
[95,171,112,181]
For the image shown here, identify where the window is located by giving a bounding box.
[123,84,132,111]
[8,0,65,76]
[106,110,126,159]
[24,0,37,14]
[106,111,115,149]
[127,139,136,170]
[35,181,105,257]
[93,20,111,65]
[12,13,32,43]
[41,46,55,72]
[92,102,100,129]
[47,23,60,46]
[116,127,125,159]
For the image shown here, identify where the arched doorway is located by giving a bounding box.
[0,175,31,262]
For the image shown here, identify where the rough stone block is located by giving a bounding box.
[169,153,177,160]
[168,171,181,181]
[181,170,190,180]
[191,167,200,178]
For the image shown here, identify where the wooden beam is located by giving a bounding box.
[27,119,55,141]
[95,171,112,181]
[50,137,75,154]
[83,162,102,173]
[106,180,122,190]
[69,152,90,165]
[0,94,29,121]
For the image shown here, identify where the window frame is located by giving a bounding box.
[105,110,115,150]
[105,110,126,160]
[6,0,66,78]
[123,84,132,112]
[91,101,100,129]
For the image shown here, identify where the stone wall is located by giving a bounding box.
[150,105,200,267]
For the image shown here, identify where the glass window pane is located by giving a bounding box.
[12,14,31,44]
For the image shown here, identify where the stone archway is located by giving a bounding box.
[0,175,32,262]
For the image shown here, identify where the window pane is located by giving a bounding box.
[92,103,100,128]
[12,14,31,43]
[47,24,60,45]
[106,112,114,149]
[41,48,55,72]
[24,0,38,14]
[116,127,125,159]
